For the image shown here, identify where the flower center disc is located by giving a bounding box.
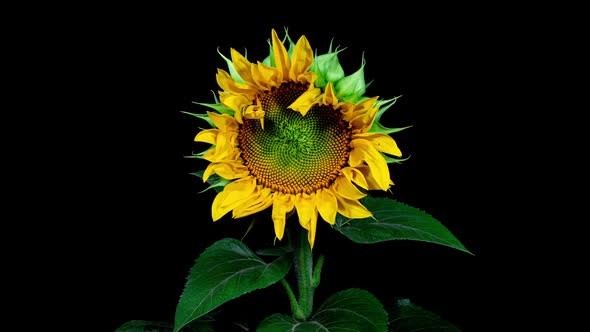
[239,82,351,194]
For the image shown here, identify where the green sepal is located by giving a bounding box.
[334,55,367,102]
[190,102,234,116]
[310,42,346,89]
[370,96,412,135]
[190,172,230,193]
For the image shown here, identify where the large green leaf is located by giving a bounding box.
[174,238,292,332]
[389,299,461,331]
[257,288,388,332]
[256,314,327,332]
[115,318,215,332]
[115,320,172,332]
[335,197,472,254]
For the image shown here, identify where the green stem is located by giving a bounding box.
[294,227,315,319]
[312,255,325,288]
[280,279,304,320]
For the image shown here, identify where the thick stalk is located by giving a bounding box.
[294,227,314,319]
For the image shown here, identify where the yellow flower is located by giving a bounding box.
[191,29,405,248]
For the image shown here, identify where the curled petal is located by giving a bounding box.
[349,139,391,191]
[289,34,314,81]
[272,192,296,240]
[316,188,337,225]
[207,111,239,131]
[322,82,339,106]
[295,193,318,248]
[295,193,316,230]
[331,188,373,219]
[271,29,290,82]
[202,162,249,182]
[233,187,273,218]
[252,61,282,90]
[230,48,256,87]
[353,132,402,157]
[216,69,256,96]
[346,97,379,132]
[289,87,321,116]
[332,175,366,200]
[211,177,257,221]
[340,167,369,190]
[194,128,219,145]
[242,99,265,121]
[219,93,254,113]
[356,165,394,190]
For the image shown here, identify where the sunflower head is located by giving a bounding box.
[190,29,406,248]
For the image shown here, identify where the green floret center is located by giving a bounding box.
[238,82,351,195]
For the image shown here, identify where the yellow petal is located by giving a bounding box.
[271,29,290,82]
[356,165,393,190]
[207,111,239,131]
[332,175,366,200]
[242,99,265,121]
[211,177,257,221]
[307,212,318,249]
[295,193,318,248]
[295,193,316,230]
[230,48,256,86]
[332,189,373,219]
[289,35,314,81]
[272,192,296,240]
[353,132,402,157]
[216,69,256,96]
[233,187,273,218]
[349,139,391,191]
[322,82,339,106]
[341,97,377,127]
[202,162,249,182]
[219,92,249,120]
[198,130,238,163]
[201,141,240,163]
[341,167,369,190]
[288,87,321,116]
[215,130,238,151]
[252,61,281,90]
[349,109,377,132]
[316,188,337,225]
[194,128,219,145]
[355,96,379,113]
[346,97,378,131]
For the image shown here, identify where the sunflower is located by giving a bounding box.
[190,29,405,248]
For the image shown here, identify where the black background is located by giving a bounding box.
[27,5,552,332]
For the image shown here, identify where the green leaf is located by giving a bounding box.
[335,197,472,254]
[256,246,292,257]
[389,298,461,331]
[256,314,319,331]
[115,318,217,332]
[115,320,172,332]
[181,318,216,332]
[257,288,388,332]
[174,238,292,332]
